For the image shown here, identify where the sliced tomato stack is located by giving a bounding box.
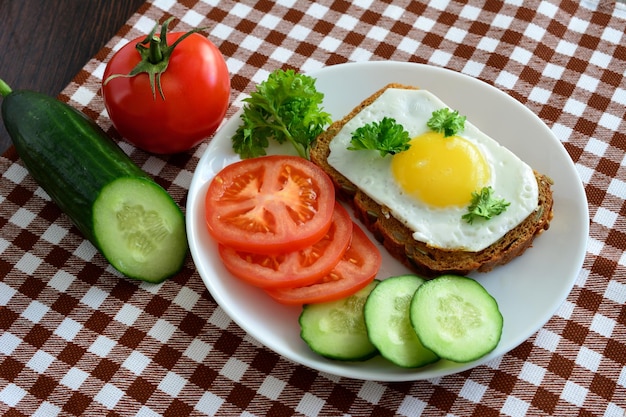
[205,155,382,305]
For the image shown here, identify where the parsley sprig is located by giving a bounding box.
[427,108,466,137]
[463,187,510,224]
[232,69,332,159]
[348,117,411,157]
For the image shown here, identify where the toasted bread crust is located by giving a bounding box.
[311,83,554,278]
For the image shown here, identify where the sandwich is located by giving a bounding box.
[310,83,554,277]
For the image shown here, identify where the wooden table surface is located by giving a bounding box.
[0,0,144,155]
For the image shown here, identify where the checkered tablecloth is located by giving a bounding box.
[1,1,625,416]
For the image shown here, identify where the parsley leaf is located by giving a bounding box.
[462,186,510,224]
[427,108,466,137]
[348,117,411,157]
[232,69,332,159]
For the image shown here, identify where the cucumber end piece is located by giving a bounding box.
[93,177,188,283]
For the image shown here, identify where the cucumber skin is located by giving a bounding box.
[2,90,149,244]
[1,90,186,281]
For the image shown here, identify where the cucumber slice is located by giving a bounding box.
[364,274,439,368]
[299,281,379,361]
[410,275,503,363]
[93,177,187,283]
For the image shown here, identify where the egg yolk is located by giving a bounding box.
[391,132,490,207]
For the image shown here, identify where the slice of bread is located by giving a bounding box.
[310,83,554,278]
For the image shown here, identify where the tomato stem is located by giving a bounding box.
[148,35,164,64]
[103,17,208,100]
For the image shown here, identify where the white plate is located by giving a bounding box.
[186,61,589,381]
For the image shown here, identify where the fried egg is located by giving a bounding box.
[327,88,539,252]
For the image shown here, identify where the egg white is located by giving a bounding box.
[327,88,539,252]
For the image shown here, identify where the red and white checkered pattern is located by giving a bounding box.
[1,1,625,415]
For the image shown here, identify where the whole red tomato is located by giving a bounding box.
[102,20,230,154]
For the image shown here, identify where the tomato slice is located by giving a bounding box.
[265,223,382,305]
[205,155,336,254]
[218,203,353,289]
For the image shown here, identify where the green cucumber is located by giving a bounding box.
[299,281,379,361]
[364,274,439,368]
[410,275,503,363]
[0,80,187,283]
